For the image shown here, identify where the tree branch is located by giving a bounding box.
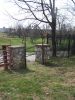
[71,0,75,5]
[41,0,52,26]
[19,0,50,23]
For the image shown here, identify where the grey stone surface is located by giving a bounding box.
[35,44,51,63]
[9,45,25,70]
[35,44,68,63]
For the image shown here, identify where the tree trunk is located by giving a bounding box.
[52,17,56,57]
[24,36,27,69]
[47,34,49,44]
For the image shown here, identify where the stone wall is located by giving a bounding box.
[35,44,69,63]
[35,44,51,63]
[9,45,25,70]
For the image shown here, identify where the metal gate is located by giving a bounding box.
[0,45,11,70]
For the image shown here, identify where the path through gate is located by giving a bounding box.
[0,45,11,70]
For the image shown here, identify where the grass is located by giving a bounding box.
[0,57,75,100]
[0,37,42,52]
[26,38,42,52]
[0,32,7,37]
[0,37,22,46]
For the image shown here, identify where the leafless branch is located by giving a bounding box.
[71,0,75,5]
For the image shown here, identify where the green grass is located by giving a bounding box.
[0,37,42,52]
[0,32,7,37]
[0,37,22,46]
[26,38,42,52]
[0,57,75,100]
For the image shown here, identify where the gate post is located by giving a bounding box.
[9,45,26,70]
[2,45,8,70]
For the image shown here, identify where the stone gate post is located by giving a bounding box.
[9,45,25,70]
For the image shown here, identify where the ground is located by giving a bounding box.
[0,33,75,100]
[0,57,75,100]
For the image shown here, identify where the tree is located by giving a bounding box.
[13,0,57,56]
[71,0,75,5]
[17,25,27,68]
[14,24,27,68]
[16,24,23,38]
[7,27,16,37]
[67,0,75,14]
[57,15,67,44]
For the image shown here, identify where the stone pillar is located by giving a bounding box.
[9,45,25,70]
[35,44,51,63]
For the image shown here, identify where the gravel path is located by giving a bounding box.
[0,53,36,63]
[26,55,35,62]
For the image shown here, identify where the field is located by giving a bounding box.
[0,36,42,52]
[0,57,75,100]
[0,33,75,100]
[0,32,73,52]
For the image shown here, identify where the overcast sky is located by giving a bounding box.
[0,0,11,28]
[0,0,74,28]
[0,0,19,28]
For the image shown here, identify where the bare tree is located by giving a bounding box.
[57,15,68,44]
[71,0,75,5]
[16,24,23,38]
[12,0,57,56]
[14,24,27,68]
[67,0,75,14]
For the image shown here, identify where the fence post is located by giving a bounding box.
[2,45,8,70]
[68,34,71,58]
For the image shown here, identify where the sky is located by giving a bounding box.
[0,0,74,28]
[0,0,11,28]
[0,0,19,28]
